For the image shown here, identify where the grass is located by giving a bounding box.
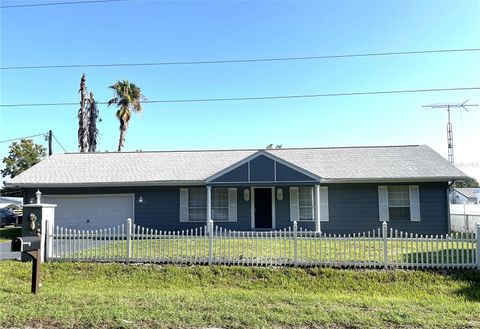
[0,261,479,328]
[0,226,21,243]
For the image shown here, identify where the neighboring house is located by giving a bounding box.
[0,196,23,216]
[450,188,480,204]
[6,145,466,235]
[0,196,23,208]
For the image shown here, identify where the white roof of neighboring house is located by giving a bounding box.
[0,202,21,210]
[454,188,480,199]
[0,197,23,205]
[6,145,467,187]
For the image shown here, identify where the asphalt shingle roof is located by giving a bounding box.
[8,145,467,187]
[454,188,480,199]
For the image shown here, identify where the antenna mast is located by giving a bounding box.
[422,100,478,164]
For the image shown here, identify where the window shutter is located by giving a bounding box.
[320,186,329,222]
[378,186,389,221]
[409,185,421,221]
[289,187,299,221]
[228,188,237,222]
[179,188,189,222]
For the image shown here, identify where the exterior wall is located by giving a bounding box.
[322,182,449,235]
[24,181,449,234]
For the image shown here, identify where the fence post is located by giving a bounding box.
[476,224,480,271]
[382,221,388,268]
[126,218,132,264]
[45,220,50,262]
[293,221,298,267]
[208,219,214,265]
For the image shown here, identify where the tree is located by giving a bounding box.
[107,80,145,152]
[87,92,100,152]
[455,177,479,188]
[78,73,88,152]
[1,139,46,178]
[77,74,100,152]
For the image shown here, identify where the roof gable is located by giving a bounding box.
[208,151,320,184]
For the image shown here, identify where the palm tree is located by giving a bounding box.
[107,80,145,152]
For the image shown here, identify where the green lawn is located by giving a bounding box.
[0,226,21,243]
[0,261,479,328]
[60,235,476,267]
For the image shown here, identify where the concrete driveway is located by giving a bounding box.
[0,242,20,260]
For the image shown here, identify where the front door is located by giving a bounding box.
[254,188,272,229]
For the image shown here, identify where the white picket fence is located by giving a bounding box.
[45,219,480,270]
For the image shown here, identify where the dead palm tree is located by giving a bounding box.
[87,92,100,152]
[107,80,145,152]
[78,73,88,152]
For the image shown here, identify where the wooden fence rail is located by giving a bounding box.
[45,219,480,270]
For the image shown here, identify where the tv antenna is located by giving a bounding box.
[422,100,478,164]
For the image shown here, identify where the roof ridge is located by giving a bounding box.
[60,144,422,155]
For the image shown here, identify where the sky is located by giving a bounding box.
[0,0,479,181]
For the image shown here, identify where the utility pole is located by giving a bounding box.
[47,130,52,156]
[422,100,478,164]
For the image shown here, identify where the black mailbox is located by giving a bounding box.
[11,236,41,252]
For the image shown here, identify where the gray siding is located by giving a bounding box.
[24,182,448,234]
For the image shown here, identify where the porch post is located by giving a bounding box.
[315,184,321,232]
[206,186,212,232]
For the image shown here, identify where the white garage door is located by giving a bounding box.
[42,194,134,230]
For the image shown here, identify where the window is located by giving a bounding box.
[187,188,230,221]
[212,188,229,221]
[387,186,410,221]
[188,188,207,221]
[299,187,314,220]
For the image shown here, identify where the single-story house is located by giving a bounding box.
[450,188,480,204]
[6,145,467,235]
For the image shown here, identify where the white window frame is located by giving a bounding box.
[387,185,411,221]
[378,185,421,222]
[181,187,237,223]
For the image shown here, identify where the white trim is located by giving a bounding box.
[248,161,251,182]
[319,186,329,223]
[10,181,207,188]
[320,177,466,184]
[315,185,320,232]
[179,188,189,222]
[206,186,212,223]
[228,188,238,222]
[251,186,275,230]
[209,180,318,185]
[274,161,277,181]
[378,186,389,222]
[409,185,421,221]
[289,187,299,222]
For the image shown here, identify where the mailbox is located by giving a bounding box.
[11,236,41,252]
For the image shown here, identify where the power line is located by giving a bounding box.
[0,0,128,9]
[52,134,68,152]
[0,133,47,144]
[0,86,479,108]
[1,48,479,70]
